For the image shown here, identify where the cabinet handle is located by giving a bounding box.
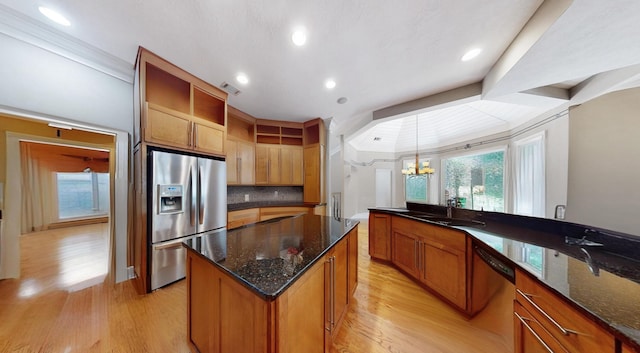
[330,256,336,328]
[514,312,566,353]
[325,258,332,332]
[236,157,241,181]
[516,289,576,336]
[414,240,419,269]
[190,123,194,147]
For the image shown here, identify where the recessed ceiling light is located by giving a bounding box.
[291,28,307,46]
[461,48,482,62]
[38,6,71,27]
[236,73,249,85]
[325,79,336,89]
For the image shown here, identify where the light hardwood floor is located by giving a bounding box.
[0,222,512,353]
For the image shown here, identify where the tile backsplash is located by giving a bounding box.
[227,186,303,205]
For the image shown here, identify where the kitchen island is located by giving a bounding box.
[182,214,358,353]
[369,205,640,352]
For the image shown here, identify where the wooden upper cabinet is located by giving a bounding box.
[303,118,326,204]
[227,106,256,185]
[280,145,303,185]
[135,47,227,156]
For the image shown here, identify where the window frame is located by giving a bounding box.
[440,146,507,211]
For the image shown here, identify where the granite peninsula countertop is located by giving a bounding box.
[369,206,640,349]
[183,214,358,300]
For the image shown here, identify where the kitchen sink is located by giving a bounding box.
[410,214,486,227]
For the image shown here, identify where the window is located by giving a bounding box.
[56,172,109,220]
[403,158,429,203]
[514,133,545,217]
[443,150,504,212]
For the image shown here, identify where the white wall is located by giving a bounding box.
[0,33,134,133]
[567,88,640,236]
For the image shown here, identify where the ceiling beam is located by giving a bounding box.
[482,0,573,99]
[372,82,482,121]
[570,63,640,104]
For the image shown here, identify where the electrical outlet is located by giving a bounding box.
[274,190,278,197]
[244,194,250,202]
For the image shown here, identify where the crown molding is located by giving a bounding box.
[0,4,134,83]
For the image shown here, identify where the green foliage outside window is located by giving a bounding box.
[444,151,504,212]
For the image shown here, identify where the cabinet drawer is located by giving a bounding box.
[515,269,614,353]
[259,206,309,221]
[421,224,466,250]
[393,216,465,250]
[227,208,260,229]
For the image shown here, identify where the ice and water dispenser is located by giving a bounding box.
[158,184,184,214]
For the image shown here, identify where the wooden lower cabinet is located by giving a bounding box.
[386,213,469,312]
[391,227,420,277]
[187,251,269,353]
[325,236,349,342]
[623,344,639,353]
[227,208,260,229]
[347,228,358,297]
[419,229,466,310]
[186,228,357,353]
[514,269,615,353]
[369,213,391,261]
[514,301,566,353]
[277,258,327,353]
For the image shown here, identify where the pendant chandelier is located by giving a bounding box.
[401,115,435,176]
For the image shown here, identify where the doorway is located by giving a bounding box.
[375,169,392,207]
[21,140,112,293]
[1,114,120,289]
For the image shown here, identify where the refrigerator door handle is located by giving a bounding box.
[198,166,204,225]
[189,168,196,227]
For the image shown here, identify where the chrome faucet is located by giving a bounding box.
[580,248,600,277]
[446,198,455,218]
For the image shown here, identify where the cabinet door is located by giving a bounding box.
[421,240,466,310]
[277,259,326,353]
[391,229,419,278]
[368,213,391,261]
[347,228,358,298]
[280,146,303,185]
[255,145,269,184]
[237,141,255,185]
[268,146,281,184]
[145,103,191,148]
[193,122,225,155]
[326,237,349,342]
[304,144,324,203]
[226,140,239,184]
[514,301,566,353]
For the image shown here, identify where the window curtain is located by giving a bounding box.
[514,134,545,217]
[20,142,55,233]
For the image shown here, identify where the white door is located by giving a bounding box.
[375,169,392,207]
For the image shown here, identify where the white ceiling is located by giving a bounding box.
[1,0,640,152]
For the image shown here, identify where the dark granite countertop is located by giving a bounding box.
[227,201,323,211]
[369,206,640,349]
[183,214,358,300]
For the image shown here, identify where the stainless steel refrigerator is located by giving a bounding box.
[149,149,226,290]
